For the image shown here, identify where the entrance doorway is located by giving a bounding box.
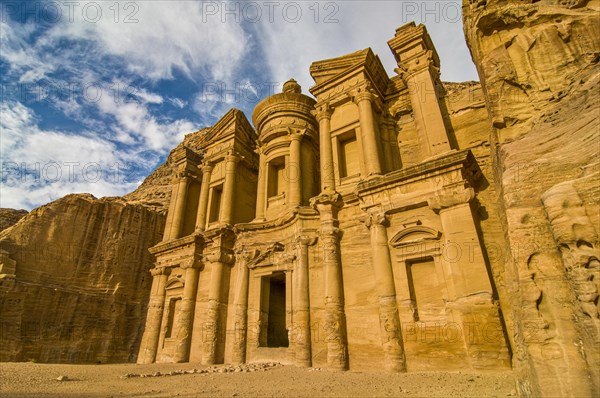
[261,272,289,347]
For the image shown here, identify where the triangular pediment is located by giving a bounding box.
[309,48,390,98]
[309,48,371,85]
[198,108,256,150]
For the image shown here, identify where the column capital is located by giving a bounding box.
[180,257,204,270]
[150,266,172,277]
[225,152,242,163]
[351,82,379,103]
[313,103,333,122]
[234,245,263,263]
[427,183,475,213]
[254,145,266,155]
[364,212,389,229]
[206,249,236,265]
[174,171,191,181]
[310,191,343,210]
[288,128,307,141]
[352,90,375,104]
[201,162,214,174]
[295,235,318,248]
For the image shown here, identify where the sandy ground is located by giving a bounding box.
[0,362,517,397]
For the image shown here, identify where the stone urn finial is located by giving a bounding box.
[283,78,301,94]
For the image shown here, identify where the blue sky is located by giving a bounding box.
[0,1,478,210]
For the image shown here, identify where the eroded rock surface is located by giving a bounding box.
[463,0,600,396]
[0,194,165,362]
[0,208,28,232]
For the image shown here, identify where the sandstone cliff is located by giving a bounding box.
[0,129,209,363]
[0,195,165,362]
[463,1,599,396]
[0,209,28,232]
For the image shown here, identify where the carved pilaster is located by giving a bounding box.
[293,235,317,367]
[255,146,267,221]
[312,192,348,370]
[202,244,235,365]
[312,103,336,192]
[138,267,171,364]
[173,261,202,363]
[352,85,382,176]
[364,212,406,372]
[221,153,242,225]
[288,129,306,208]
[195,162,214,232]
[231,248,259,364]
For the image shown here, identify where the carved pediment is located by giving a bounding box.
[247,242,286,269]
[165,277,184,290]
[310,48,390,99]
[390,225,441,247]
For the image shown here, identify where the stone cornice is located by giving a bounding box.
[149,234,204,255]
[356,150,479,196]
[171,145,203,166]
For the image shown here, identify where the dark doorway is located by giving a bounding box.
[265,272,288,347]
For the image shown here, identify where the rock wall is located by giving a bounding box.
[463,1,599,396]
[0,209,28,232]
[0,129,210,363]
[0,195,165,363]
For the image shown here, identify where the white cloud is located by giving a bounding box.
[46,1,250,82]
[168,97,187,109]
[96,92,194,151]
[0,101,135,209]
[0,21,55,83]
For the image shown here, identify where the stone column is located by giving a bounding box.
[231,250,254,364]
[365,212,406,372]
[254,149,267,221]
[172,261,201,363]
[170,175,189,239]
[288,131,304,208]
[381,116,400,172]
[354,89,382,176]
[311,193,348,370]
[163,179,180,241]
[220,154,240,225]
[388,23,451,158]
[138,267,171,364]
[294,236,316,367]
[195,163,214,232]
[203,250,234,365]
[314,104,335,192]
